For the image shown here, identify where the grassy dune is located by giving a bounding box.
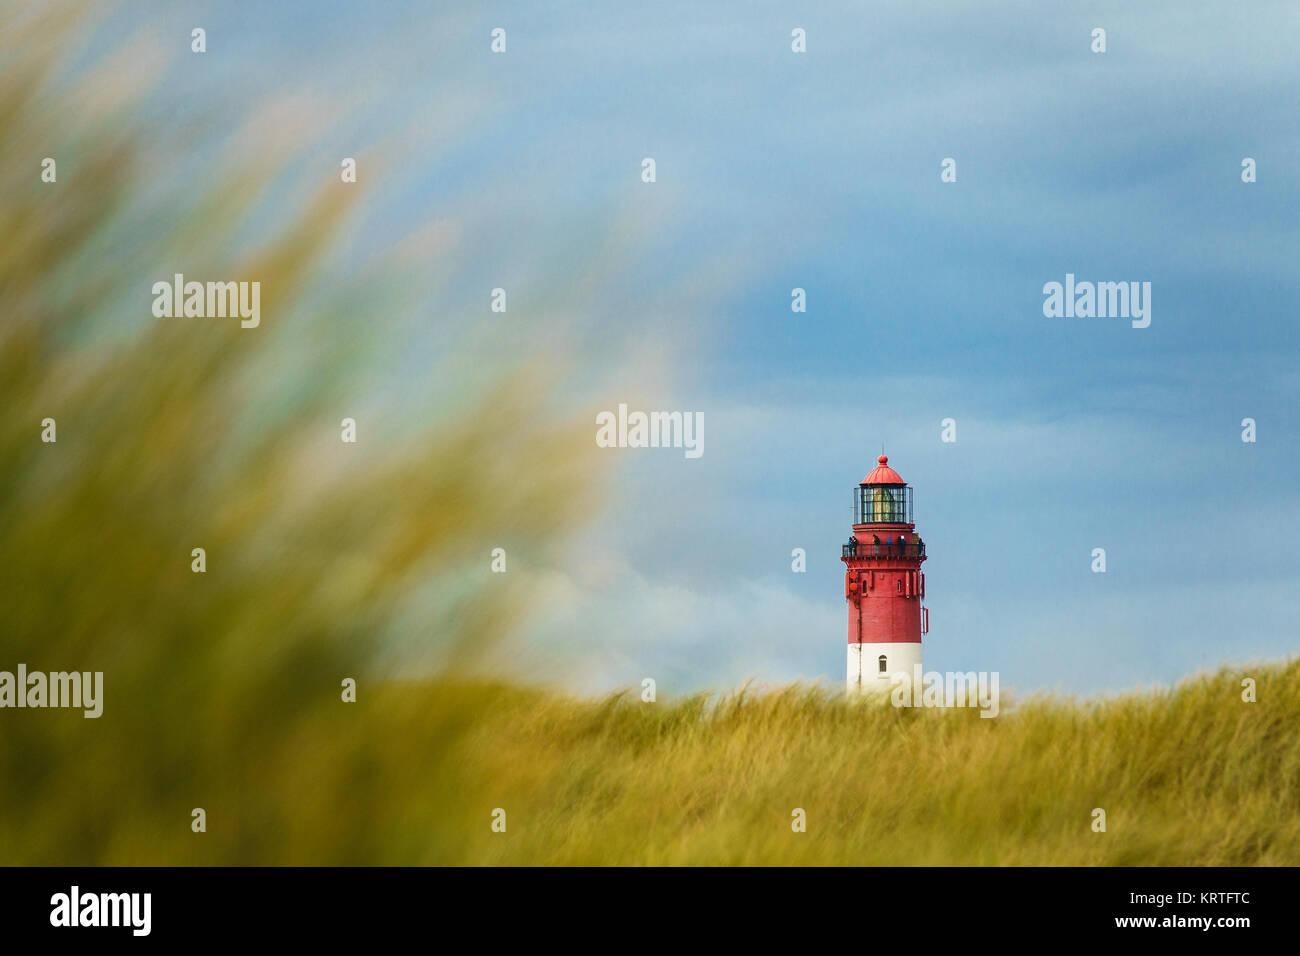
[372,664,1299,866]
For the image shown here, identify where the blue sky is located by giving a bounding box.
[111,1,1299,696]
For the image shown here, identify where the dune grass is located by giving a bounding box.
[0,0,594,866]
[363,663,1298,866]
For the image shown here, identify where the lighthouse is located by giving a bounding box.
[841,455,928,692]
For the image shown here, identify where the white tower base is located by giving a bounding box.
[848,642,922,694]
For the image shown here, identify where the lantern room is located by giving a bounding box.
[852,454,914,525]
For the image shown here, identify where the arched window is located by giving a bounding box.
[878,655,888,674]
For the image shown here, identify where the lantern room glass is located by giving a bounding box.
[854,483,913,524]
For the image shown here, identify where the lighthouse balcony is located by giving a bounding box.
[842,541,925,559]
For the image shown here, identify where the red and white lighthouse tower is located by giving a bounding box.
[841,455,928,692]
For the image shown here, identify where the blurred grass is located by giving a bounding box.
[0,2,598,864]
[3,4,1296,867]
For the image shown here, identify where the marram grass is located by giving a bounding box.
[9,660,1298,865]
[373,666,1299,867]
[11,665,1295,866]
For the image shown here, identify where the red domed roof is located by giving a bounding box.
[861,454,905,485]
